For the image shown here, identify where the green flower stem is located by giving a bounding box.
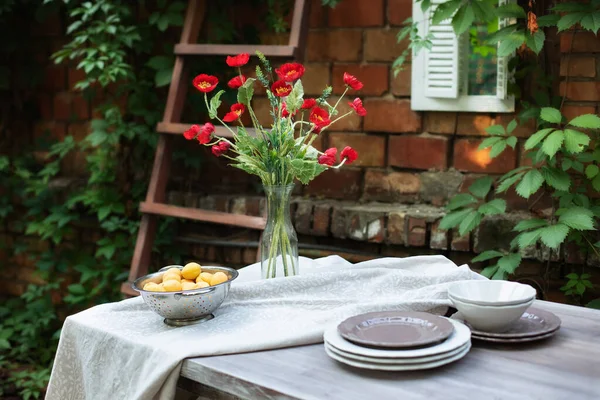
[332,87,349,113]
[204,93,237,137]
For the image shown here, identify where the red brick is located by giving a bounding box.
[328,96,362,131]
[328,0,384,27]
[430,221,448,250]
[453,139,517,173]
[560,56,596,78]
[451,231,470,251]
[562,105,597,120]
[312,204,331,236]
[72,95,90,120]
[36,94,52,120]
[407,217,426,246]
[328,133,385,167]
[53,92,72,120]
[332,64,388,96]
[68,68,87,90]
[303,63,331,95]
[365,28,408,62]
[307,30,362,62]
[68,122,90,142]
[388,0,412,25]
[424,112,457,134]
[457,113,534,138]
[388,135,448,170]
[43,66,66,91]
[363,170,420,202]
[560,32,600,52]
[560,81,600,101]
[305,168,362,199]
[309,0,326,28]
[31,14,62,36]
[390,65,411,96]
[387,212,406,245]
[364,98,421,133]
[496,114,536,138]
[34,122,66,141]
[252,97,272,126]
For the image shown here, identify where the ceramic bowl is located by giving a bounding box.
[132,265,238,327]
[449,294,534,332]
[448,280,536,306]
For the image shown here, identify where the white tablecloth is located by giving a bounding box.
[46,255,481,400]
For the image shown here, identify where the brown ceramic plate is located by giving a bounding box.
[471,330,559,343]
[337,311,454,349]
[466,307,561,339]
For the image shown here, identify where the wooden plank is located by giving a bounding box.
[140,202,266,230]
[181,300,600,400]
[156,123,257,138]
[175,44,296,57]
[288,0,310,60]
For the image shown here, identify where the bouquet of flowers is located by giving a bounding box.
[183,51,366,278]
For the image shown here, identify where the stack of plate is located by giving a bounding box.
[452,307,561,343]
[323,311,471,371]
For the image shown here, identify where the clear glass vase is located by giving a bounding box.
[261,184,299,279]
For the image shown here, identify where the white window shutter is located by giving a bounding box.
[423,0,467,99]
[496,0,509,99]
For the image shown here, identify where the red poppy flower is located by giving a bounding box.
[301,98,317,110]
[348,98,367,116]
[183,124,201,140]
[318,148,337,166]
[309,106,331,129]
[193,74,218,93]
[340,146,358,165]
[343,72,363,90]
[277,102,297,118]
[197,122,215,144]
[227,75,247,89]
[211,141,231,157]
[271,80,293,97]
[223,103,246,122]
[275,63,305,82]
[226,53,250,67]
[312,125,322,134]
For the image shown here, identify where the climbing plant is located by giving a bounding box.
[397,0,600,306]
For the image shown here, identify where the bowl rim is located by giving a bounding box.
[448,280,536,306]
[449,293,535,310]
[131,265,239,294]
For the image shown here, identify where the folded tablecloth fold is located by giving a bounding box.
[46,255,481,400]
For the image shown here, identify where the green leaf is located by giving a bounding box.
[496,3,526,18]
[542,130,565,158]
[154,68,172,87]
[558,207,595,230]
[496,172,525,193]
[540,107,562,124]
[537,14,561,28]
[452,4,475,35]
[485,124,506,136]
[471,0,495,22]
[469,176,493,199]
[289,159,326,184]
[586,164,599,179]
[586,299,600,309]
[497,253,522,274]
[557,12,586,32]
[579,12,600,34]
[209,90,225,119]
[478,199,506,215]
[498,33,526,57]
[514,218,548,232]
[506,136,517,149]
[525,30,545,54]
[481,265,499,279]
[517,229,543,248]
[237,78,256,106]
[542,167,571,191]
[564,129,590,154]
[285,79,304,114]
[562,159,573,171]
[431,0,462,25]
[506,119,518,134]
[447,193,478,211]
[524,128,554,150]
[471,250,504,263]
[68,283,86,295]
[569,114,600,129]
[552,3,589,12]
[516,169,544,198]
[490,141,507,158]
[539,224,570,249]
[147,55,173,70]
[593,175,600,191]
[439,208,474,230]
[459,210,482,236]
[479,136,503,149]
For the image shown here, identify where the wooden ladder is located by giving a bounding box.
[121,0,311,296]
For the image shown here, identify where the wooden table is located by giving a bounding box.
[176,300,600,400]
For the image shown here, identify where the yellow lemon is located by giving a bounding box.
[162,272,181,282]
[209,271,228,286]
[197,272,213,284]
[143,282,159,291]
[182,279,195,284]
[195,281,210,289]
[163,279,182,292]
[182,262,202,280]
[155,284,166,292]
[181,281,196,291]
[165,267,182,276]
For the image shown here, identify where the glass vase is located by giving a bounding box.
[261,184,299,279]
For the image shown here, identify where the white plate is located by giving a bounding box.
[324,318,470,359]
[324,342,471,371]
[325,341,471,365]
[448,281,536,306]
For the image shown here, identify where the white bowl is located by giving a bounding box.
[448,280,536,306]
[449,294,534,332]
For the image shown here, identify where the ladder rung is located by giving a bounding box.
[174,44,296,57]
[156,122,257,138]
[140,202,266,230]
